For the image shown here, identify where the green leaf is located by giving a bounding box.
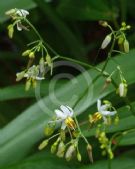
[57,0,118,21]
[119,130,135,146]
[0,152,80,169]
[0,50,135,166]
[0,80,66,101]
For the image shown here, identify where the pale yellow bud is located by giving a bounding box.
[38,139,48,150]
[56,141,65,158]
[77,152,82,162]
[16,71,25,81]
[25,79,31,91]
[87,144,93,163]
[22,50,31,56]
[99,21,108,27]
[101,35,112,49]
[5,9,16,16]
[7,24,14,39]
[29,52,35,59]
[65,145,76,161]
[123,39,129,53]
[118,82,127,97]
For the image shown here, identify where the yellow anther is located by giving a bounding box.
[65,117,76,130]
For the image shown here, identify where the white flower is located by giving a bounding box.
[97,99,116,123]
[15,9,29,31]
[54,105,74,130]
[101,34,112,49]
[16,9,29,17]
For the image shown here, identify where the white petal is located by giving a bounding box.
[61,122,66,130]
[36,76,45,80]
[66,105,74,116]
[55,109,66,119]
[17,22,22,31]
[60,105,72,117]
[100,104,109,111]
[97,99,101,111]
[16,9,29,17]
[101,110,116,116]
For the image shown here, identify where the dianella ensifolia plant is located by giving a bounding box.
[5,8,134,163]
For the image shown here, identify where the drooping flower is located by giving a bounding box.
[90,100,116,124]
[97,99,116,123]
[54,105,76,130]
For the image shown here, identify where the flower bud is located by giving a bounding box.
[16,71,25,81]
[22,50,31,56]
[65,144,76,161]
[101,35,112,49]
[87,144,93,163]
[118,82,127,97]
[39,57,45,74]
[77,152,82,162]
[7,24,14,38]
[44,126,54,136]
[118,36,124,45]
[46,54,52,67]
[56,141,65,158]
[25,79,31,91]
[38,139,49,150]
[5,9,16,16]
[51,138,60,154]
[29,52,35,59]
[99,21,108,27]
[123,39,129,53]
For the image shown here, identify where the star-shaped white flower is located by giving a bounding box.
[15,9,29,31]
[97,99,116,123]
[16,9,29,17]
[55,105,74,130]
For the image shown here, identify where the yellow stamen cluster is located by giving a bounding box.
[65,117,76,130]
[89,112,102,124]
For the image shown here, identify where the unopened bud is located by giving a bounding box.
[65,144,76,161]
[56,141,65,158]
[118,36,124,45]
[118,82,127,97]
[25,79,31,91]
[99,21,108,27]
[101,35,112,49]
[77,152,82,162]
[44,126,54,136]
[87,144,93,163]
[22,50,31,56]
[16,71,25,81]
[7,24,14,38]
[5,9,16,16]
[51,138,60,154]
[123,39,129,53]
[38,139,48,150]
[29,52,35,59]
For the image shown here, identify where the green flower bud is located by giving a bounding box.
[29,52,35,59]
[118,36,124,45]
[7,24,14,39]
[56,141,65,158]
[25,79,31,91]
[38,139,49,150]
[51,138,60,154]
[16,71,25,81]
[22,50,31,56]
[123,39,129,53]
[46,54,52,67]
[77,152,82,162]
[44,126,54,136]
[101,35,112,49]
